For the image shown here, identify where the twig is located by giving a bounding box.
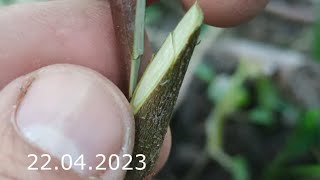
[130,0,146,98]
[109,0,136,97]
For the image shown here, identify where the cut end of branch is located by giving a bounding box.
[131,2,204,113]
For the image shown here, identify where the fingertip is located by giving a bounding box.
[182,0,268,27]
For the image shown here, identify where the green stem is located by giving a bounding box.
[129,0,146,98]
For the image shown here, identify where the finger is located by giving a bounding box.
[0,64,135,179]
[0,0,152,94]
[182,0,268,27]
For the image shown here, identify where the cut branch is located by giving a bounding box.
[126,3,203,179]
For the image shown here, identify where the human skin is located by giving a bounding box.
[0,0,268,179]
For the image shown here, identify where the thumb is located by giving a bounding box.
[0,64,134,180]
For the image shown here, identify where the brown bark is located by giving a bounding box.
[109,0,136,97]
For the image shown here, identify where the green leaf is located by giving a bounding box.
[282,110,319,160]
[257,78,283,111]
[263,109,320,179]
[288,164,320,178]
[231,156,250,180]
[250,107,275,126]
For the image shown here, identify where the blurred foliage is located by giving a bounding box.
[264,110,320,179]
[249,78,287,126]
[0,0,43,6]
[313,1,320,61]
[195,62,215,83]
[202,61,259,180]
[288,164,320,178]
[232,156,250,180]
[195,60,320,180]
[146,4,162,25]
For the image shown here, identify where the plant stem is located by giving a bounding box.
[129,0,146,98]
[126,3,203,179]
[109,0,136,96]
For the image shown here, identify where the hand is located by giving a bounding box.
[0,0,267,179]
